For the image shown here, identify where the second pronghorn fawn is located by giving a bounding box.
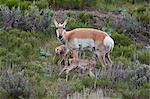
[59,57,96,81]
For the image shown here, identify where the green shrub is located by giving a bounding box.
[80,76,94,88]
[4,52,20,61]
[132,7,150,24]
[112,45,137,60]
[48,0,96,10]
[114,56,135,68]
[120,89,135,99]
[101,16,114,35]
[111,32,133,46]
[111,92,123,99]
[77,12,96,23]
[35,0,49,9]
[0,0,5,4]
[125,0,148,4]
[67,19,92,30]
[134,43,144,49]
[19,1,31,10]
[102,27,114,35]
[95,0,120,11]
[0,28,51,64]
[138,15,150,24]
[72,79,84,92]
[138,50,150,65]
[96,77,112,88]
[20,43,33,59]
[135,6,146,14]
[5,0,19,8]
[0,70,36,99]
[120,88,150,99]
[0,48,7,56]
[114,82,129,89]
[143,83,150,89]
[137,89,150,98]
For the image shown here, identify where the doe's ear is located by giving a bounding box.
[63,19,68,28]
[54,19,58,28]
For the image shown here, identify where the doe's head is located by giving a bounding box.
[54,19,68,40]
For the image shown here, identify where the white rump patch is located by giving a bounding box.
[103,36,114,52]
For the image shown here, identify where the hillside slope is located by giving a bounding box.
[0,2,149,99]
[54,10,150,45]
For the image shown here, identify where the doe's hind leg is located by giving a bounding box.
[105,53,113,66]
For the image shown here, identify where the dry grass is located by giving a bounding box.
[67,89,110,99]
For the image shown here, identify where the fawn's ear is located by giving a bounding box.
[54,19,58,28]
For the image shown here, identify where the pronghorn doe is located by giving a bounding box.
[54,19,114,72]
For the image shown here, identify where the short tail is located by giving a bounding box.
[103,35,114,53]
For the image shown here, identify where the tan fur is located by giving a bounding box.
[63,28,108,69]
[55,44,96,79]
[54,44,73,67]
[64,28,107,48]
[54,19,114,75]
[59,58,96,81]
[55,45,65,55]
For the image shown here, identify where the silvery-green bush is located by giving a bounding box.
[0,5,53,33]
[0,69,36,99]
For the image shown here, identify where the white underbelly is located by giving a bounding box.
[68,39,95,50]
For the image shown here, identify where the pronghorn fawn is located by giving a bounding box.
[54,44,96,80]
[54,19,114,73]
[59,57,96,81]
[55,44,66,56]
[54,44,73,66]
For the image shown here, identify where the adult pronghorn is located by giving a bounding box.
[54,19,114,72]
